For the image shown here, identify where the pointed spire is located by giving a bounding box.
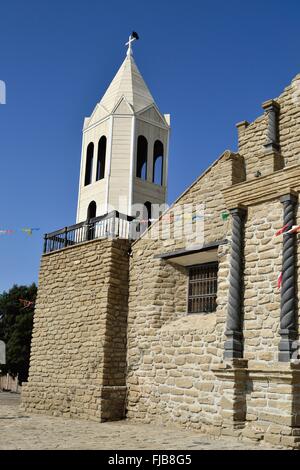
[99,36,155,114]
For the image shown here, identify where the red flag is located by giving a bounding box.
[19,299,35,309]
[162,213,174,222]
[275,224,289,237]
[277,272,283,289]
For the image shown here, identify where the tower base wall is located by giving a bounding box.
[21,238,130,422]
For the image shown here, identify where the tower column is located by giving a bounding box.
[262,99,280,151]
[224,205,247,360]
[279,193,298,362]
[128,115,136,216]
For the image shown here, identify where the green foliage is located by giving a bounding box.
[0,283,37,383]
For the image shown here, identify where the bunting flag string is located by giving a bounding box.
[136,213,211,224]
[0,228,40,236]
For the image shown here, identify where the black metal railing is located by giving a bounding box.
[43,211,136,254]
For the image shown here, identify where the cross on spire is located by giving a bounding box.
[125,31,139,56]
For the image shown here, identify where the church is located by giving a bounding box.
[21,34,300,448]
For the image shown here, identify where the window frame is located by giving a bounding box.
[152,140,164,186]
[187,262,218,315]
[96,135,107,181]
[84,142,94,186]
[136,135,148,180]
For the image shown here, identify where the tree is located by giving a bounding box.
[0,283,37,383]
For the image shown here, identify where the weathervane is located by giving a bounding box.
[125,31,139,56]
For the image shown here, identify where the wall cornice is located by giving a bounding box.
[222,164,300,209]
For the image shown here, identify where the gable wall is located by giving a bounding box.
[127,155,237,430]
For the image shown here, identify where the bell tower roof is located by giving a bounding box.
[99,53,155,114]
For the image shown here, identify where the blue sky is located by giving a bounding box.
[0,0,300,293]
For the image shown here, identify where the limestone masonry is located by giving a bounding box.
[22,239,130,421]
[21,52,300,448]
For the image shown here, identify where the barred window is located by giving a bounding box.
[188,262,218,314]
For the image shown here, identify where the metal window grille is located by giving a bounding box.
[188,262,218,314]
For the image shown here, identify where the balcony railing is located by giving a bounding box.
[43,211,137,254]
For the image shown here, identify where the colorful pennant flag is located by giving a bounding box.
[277,272,283,289]
[275,224,289,237]
[285,225,300,235]
[22,228,33,236]
[192,215,204,222]
[162,213,175,221]
[221,212,230,221]
[21,228,40,236]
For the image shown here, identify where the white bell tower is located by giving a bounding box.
[76,33,170,223]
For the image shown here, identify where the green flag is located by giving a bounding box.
[221,212,230,221]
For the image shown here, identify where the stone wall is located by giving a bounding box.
[245,362,300,446]
[213,360,300,447]
[127,74,300,447]
[127,188,300,446]
[127,315,223,432]
[243,201,283,361]
[21,238,130,421]
[127,154,235,431]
